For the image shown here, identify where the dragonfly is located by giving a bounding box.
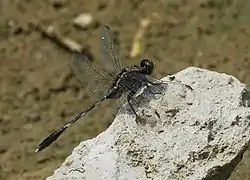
[35,25,194,152]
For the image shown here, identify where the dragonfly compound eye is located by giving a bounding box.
[140,59,154,75]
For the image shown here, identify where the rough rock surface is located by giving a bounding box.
[46,67,250,180]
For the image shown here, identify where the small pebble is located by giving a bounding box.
[23,123,33,130]
[73,13,94,29]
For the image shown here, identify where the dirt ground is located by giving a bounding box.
[0,0,250,180]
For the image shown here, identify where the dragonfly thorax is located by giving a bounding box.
[106,67,148,99]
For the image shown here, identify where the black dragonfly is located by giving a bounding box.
[35,25,194,152]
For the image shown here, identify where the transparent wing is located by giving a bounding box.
[118,76,195,132]
[118,90,163,133]
[135,102,163,133]
[70,53,113,101]
[142,76,195,108]
[99,25,123,75]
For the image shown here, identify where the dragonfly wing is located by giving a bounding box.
[157,78,195,108]
[136,102,163,133]
[71,53,113,101]
[141,76,195,108]
[99,25,123,75]
[117,89,163,133]
[120,76,195,132]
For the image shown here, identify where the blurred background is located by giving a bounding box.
[0,0,250,179]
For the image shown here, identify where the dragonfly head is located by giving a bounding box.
[140,59,154,75]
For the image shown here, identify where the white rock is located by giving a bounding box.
[73,13,94,29]
[46,67,250,180]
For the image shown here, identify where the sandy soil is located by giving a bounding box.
[0,0,250,179]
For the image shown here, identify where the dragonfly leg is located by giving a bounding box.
[127,92,145,125]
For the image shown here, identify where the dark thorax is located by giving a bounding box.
[106,65,148,99]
